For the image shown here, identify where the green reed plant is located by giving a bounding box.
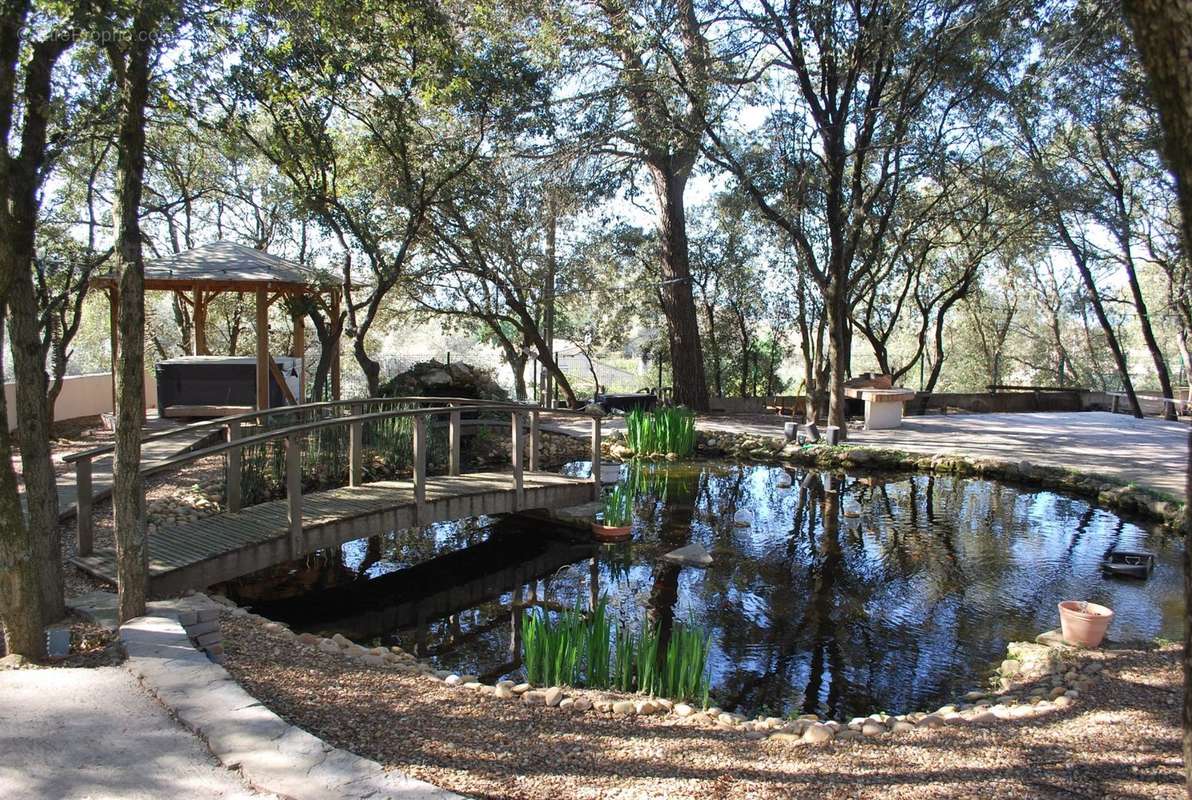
[608,619,711,703]
[660,622,712,703]
[585,598,612,689]
[613,624,635,692]
[520,603,587,687]
[625,407,696,457]
[518,595,711,703]
[600,483,635,527]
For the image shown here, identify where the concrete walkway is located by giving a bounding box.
[848,411,1187,498]
[0,667,271,799]
[692,411,1187,500]
[548,409,1188,500]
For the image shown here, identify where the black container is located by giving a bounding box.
[156,356,290,415]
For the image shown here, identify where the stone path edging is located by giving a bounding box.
[118,613,459,800]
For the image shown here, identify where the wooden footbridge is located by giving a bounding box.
[65,399,604,598]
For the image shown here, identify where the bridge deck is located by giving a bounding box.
[71,471,595,598]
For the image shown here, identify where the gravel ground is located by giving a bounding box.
[56,455,224,597]
[0,611,123,665]
[220,614,1185,799]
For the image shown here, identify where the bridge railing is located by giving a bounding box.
[64,399,602,558]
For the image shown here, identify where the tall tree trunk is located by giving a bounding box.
[107,6,157,622]
[353,336,381,397]
[306,301,341,403]
[703,301,722,398]
[649,163,708,410]
[1123,257,1178,419]
[7,266,62,621]
[824,277,850,436]
[1,25,71,624]
[733,304,749,398]
[1120,1,1192,792]
[1055,215,1144,416]
[0,309,44,658]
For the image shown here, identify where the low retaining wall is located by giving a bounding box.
[4,370,158,432]
[909,390,1104,415]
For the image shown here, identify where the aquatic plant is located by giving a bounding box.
[520,603,587,687]
[612,623,635,692]
[658,622,712,703]
[625,407,696,457]
[600,483,635,527]
[519,596,711,704]
[585,598,612,689]
[613,619,711,703]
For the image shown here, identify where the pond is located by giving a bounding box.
[221,462,1184,721]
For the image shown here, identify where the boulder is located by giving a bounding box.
[378,359,508,401]
[661,543,713,568]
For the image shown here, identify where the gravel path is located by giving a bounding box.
[0,666,273,799]
[220,615,1184,799]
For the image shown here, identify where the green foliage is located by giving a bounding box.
[519,596,711,704]
[625,407,696,457]
[233,402,447,507]
[600,482,634,527]
[585,599,612,689]
[613,620,710,703]
[521,602,586,687]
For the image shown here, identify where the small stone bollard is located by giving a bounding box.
[783,421,798,441]
[46,627,70,658]
[824,426,841,445]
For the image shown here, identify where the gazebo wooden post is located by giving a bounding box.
[330,287,342,401]
[291,298,305,403]
[255,287,269,410]
[108,286,118,414]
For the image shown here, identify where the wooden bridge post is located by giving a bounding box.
[448,405,461,476]
[590,415,601,500]
[529,410,540,472]
[511,411,525,510]
[349,416,363,487]
[75,455,93,556]
[286,433,302,559]
[226,420,242,513]
[413,413,428,524]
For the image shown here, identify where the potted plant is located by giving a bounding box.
[1058,600,1114,648]
[593,484,634,542]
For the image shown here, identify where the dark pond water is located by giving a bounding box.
[221,462,1184,720]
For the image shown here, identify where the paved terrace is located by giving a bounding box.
[848,411,1187,498]
[545,410,1188,500]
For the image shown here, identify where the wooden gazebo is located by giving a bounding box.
[90,240,341,413]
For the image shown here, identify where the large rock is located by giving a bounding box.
[661,543,713,568]
[378,359,508,401]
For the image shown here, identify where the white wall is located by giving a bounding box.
[5,370,158,432]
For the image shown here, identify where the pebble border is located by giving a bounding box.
[218,593,1123,748]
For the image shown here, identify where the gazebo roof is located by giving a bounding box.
[91,240,340,292]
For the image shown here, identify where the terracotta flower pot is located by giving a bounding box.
[591,522,632,542]
[1058,601,1114,648]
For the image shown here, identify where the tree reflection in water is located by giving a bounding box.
[222,463,1183,720]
